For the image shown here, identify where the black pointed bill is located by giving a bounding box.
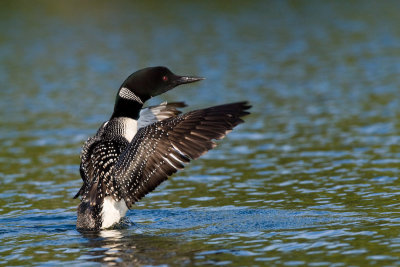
[174,76,205,86]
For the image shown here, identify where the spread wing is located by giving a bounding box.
[75,124,106,199]
[74,138,129,205]
[138,102,186,129]
[78,123,107,183]
[74,102,184,200]
[110,102,251,208]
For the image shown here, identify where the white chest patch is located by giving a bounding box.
[101,196,129,229]
[120,117,138,142]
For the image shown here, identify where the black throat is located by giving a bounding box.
[111,98,143,120]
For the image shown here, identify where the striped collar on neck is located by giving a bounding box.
[118,87,143,104]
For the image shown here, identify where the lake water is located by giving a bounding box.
[1,1,400,266]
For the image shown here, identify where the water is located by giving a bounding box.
[1,0,400,265]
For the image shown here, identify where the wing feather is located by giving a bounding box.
[138,102,186,128]
[111,102,251,208]
[74,139,128,207]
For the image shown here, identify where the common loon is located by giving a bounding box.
[74,66,250,230]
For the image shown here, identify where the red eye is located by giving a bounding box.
[162,75,168,82]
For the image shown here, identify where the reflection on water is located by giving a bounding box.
[69,208,350,266]
[1,0,400,266]
[81,229,193,266]
[89,230,125,265]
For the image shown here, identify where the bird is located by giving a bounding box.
[74,66,251,230]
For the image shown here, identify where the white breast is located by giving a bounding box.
[120,117,138,142]
[101,196,128,229]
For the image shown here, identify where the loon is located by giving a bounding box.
[74,66,251,230]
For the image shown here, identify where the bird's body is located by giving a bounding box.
[74,67,250,230]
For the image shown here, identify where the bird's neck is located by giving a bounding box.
[111,98,143,120]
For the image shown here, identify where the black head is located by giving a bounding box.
[112,66,204,119]
[119,66,204,102]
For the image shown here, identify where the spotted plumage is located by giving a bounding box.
[74,66,250,230]
[112,102,250,207]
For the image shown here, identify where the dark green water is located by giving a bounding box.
[1,1,400,266]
